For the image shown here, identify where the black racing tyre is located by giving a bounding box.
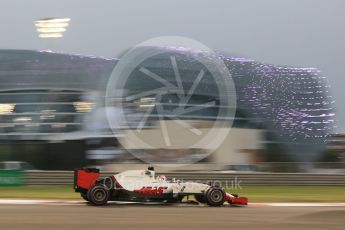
[194,194,206,203]
[81,193,89,201]
[87,184,110,206]
[205,187,225,207]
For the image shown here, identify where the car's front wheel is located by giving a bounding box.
[205,187,225,207]
[87,184,109,206]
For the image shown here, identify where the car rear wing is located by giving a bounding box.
[74,168,100,191]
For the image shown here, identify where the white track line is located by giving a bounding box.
[251,202,345,207]
[0,199,84,205]
[0,199,344,207]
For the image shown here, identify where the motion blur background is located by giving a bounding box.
[0,0,344,174]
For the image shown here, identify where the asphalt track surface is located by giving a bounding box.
[0,201,344,230]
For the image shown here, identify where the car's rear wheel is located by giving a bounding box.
[81,193,89,201]
[205,187,225,207]
[87,184,109,206]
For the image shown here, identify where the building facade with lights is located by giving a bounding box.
[0,49,336,170]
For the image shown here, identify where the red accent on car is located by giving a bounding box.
[231,197,248,205]
[76,169,100,190]
[225,193,248,205]
[134,186,167,195]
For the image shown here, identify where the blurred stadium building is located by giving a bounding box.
[0,49,336,170]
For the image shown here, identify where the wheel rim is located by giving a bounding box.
[210,190,223,203]
[94,189,106,201]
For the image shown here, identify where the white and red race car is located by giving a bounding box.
[74,167,248,207]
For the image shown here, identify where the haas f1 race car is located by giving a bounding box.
[74,167,248,207]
